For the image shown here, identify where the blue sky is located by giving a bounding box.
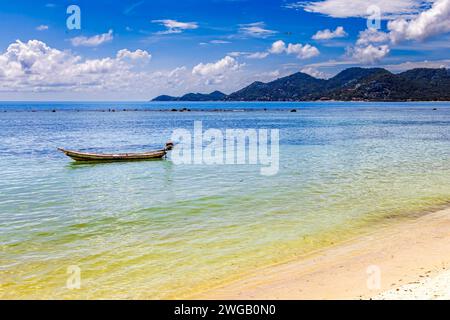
[0,0,449,100]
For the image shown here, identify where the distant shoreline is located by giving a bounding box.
[150,100,450,103]
[150,99,450,103]
[1,101,449,114]
[153,67,450,103]
[1,100,450,104]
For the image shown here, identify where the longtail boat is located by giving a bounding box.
[58,142,174,162]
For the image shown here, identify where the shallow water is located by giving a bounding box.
[0,102,449,299]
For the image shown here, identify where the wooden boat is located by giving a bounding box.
[58,142,174,162]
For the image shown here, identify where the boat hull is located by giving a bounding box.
[58,148,167,162]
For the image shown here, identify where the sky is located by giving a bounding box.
[0,0,449,100]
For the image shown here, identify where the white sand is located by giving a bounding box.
[373,270,450,300]
[193,208,450,300]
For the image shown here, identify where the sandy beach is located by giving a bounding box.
[193,207,450,300]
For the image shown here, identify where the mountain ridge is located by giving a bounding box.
[152,68,450,102]
[152,90,226,102]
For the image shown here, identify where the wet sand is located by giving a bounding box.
[193,208,450,300]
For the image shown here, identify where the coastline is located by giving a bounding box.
[192,207,450,300]
[2,100,449,114]
[1,102,449,300]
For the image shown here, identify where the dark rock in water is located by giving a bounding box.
[171,109,178,112]
[290,109,297,112]
[433,108,437,110]
[52,110,56,112]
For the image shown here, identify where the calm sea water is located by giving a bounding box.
[1,102,449,299]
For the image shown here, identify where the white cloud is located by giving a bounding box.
[304,60,358,68]
[349,44,390,64]
[268,40,320,59]
[356,28,391,46]
[307,58,450,72]
[290,0,450,43]
[245,40,320,61]
[247,52,270,59]
[388,0,450,42]
[117,49,151,61]
[192,56,244,84]
[349,27,391,64]
[312,26,348,40]
[209,40,231,44]
[288,0,432,19]
[300,67,329,79]
[124,0,145,15]
[227,51,250,57]
[264,70,281,78]
[0,39,273,99]
[152,19,198,34]
[238,22,277,38]
[152,66,190,88]
[382,59,450,71]
[253,69,283,82]
[0,39,152,93]
[269,40,287,54]
[36,25,49,31]
[285,0,450,66]
[347,0,450,63]
[70,30,113,47]
[286,43,321,59]
[192,56,245,85]
[201,40,232,45]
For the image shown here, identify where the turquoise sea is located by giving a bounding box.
[1,102,449,299]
